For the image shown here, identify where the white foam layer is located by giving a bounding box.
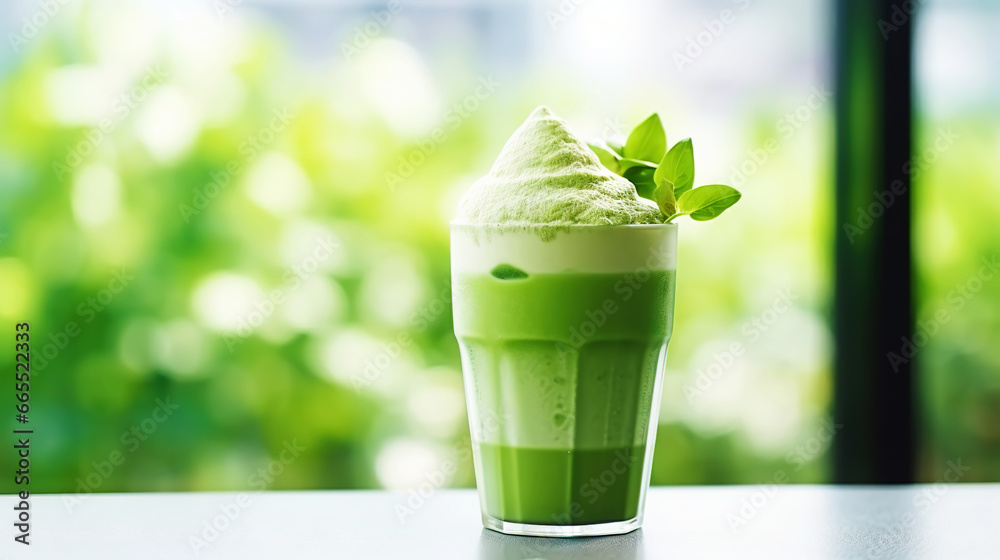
[450,224,677,275]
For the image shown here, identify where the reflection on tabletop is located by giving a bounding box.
[478,528,644,560]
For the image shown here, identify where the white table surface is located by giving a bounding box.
[4,485,999,559]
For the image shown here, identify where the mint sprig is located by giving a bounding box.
[589,114,741,223]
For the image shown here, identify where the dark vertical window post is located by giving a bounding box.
[833,0,916,483]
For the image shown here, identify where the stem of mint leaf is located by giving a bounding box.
[654,178,677,217]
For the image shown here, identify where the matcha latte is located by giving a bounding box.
[452,107,737,537]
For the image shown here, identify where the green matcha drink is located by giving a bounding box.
[453,256,676,526]
[451,106,686,537]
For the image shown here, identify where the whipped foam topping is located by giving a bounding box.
[454,106,663,228]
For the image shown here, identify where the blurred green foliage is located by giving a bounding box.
[916,119,1000,482]
[10,0,994,495]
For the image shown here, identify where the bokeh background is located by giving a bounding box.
[0,0,996,493]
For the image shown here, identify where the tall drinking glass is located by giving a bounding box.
[451,223,677,537]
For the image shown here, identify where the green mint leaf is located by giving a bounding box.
[618,158,658,174]
[624,113,666,164]
[588,141,621,175]
[654,178,677,217]
[655,138,694,198]
[675,184,741,221]
[623,166,657,201]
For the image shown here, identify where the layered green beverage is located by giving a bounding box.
[450,105,681,537]
[455,227,678,528]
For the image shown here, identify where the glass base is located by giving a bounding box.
[481,513,642,538]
